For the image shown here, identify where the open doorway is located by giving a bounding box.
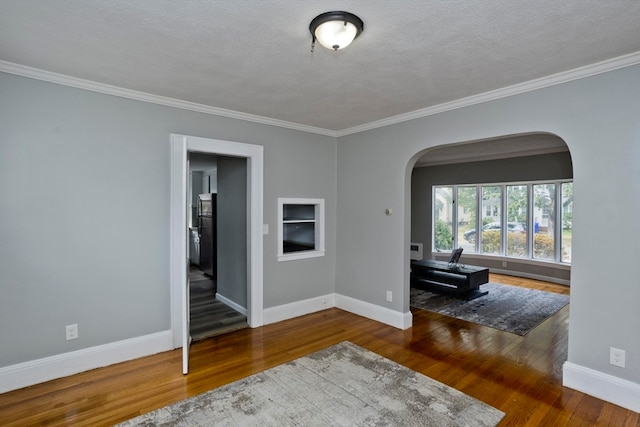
[188,153,249,340]
[170,134,263,373]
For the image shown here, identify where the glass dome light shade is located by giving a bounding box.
[314,20,358,51]
[309,11,364,51]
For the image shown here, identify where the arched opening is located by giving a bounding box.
[409,132,572,284]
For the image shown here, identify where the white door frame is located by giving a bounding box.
[170,134,264,371]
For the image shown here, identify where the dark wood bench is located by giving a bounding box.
[411,259,489,300]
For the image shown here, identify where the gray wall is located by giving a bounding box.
[412,151,573,281]
[336,65,639,384]
[1,64,638,392]
[263,136,337,308]
[0,72,337,367]
[216,156,247,306]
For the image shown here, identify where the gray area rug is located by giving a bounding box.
[411,282,569,336]
[117,341,504,426]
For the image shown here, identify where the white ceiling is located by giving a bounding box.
[1,0,638,135]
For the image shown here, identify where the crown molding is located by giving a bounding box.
[0,60,338,138]
[2,51,638,140]
[335,51,640,137]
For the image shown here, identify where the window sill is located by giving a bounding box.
[431,252,571,269]
[278,250,325,262]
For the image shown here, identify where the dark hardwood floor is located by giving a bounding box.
[189,266,248,340]
[1,275,638,426]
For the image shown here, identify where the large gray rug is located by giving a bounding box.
[117,341,504,426]
[411,282,569,336]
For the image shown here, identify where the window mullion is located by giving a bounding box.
[555,181,563,262]
[501,184,507,256]
[452,185,457,248]
[526,184,531,258]
[528,183,534,258]
[475,185,481,253]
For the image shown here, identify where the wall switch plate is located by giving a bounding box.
[263,224,269,235]
[610,347,625,368]
[66,324,78,341]
[386,291,392,302]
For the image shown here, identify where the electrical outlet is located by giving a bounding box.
[610,347,625,368]
[502,261,507,267]
[66,324,78,341]
[386,291,392,302]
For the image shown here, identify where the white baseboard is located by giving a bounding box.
[335,294,412,330]
[490,268,571,286]
[563,361,640,413]
[263,293,413,331]
[0,330,173,394]
[215,293,247,316]
[263,293,336,325]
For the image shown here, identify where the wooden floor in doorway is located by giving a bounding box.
[189,266,247,341]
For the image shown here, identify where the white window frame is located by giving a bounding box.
[277,198,325,262]
[432,179,572,265]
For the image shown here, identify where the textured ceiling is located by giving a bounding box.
[0,0,639,133]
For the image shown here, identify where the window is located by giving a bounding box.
[533,183,555,261]
[457,186,476,251]
[481,186,502,255]
[277,198,325,261]
[433,180,572,264]
[507,185,528,258]
[433,187,453,251]
[561,182,573,263]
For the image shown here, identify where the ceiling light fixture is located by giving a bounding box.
[309,11,364,52]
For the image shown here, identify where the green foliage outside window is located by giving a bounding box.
[506,233,527,256]
[434,218,453,251]
[533,234,556,259]
[481,230,501,253]
[483,232,564,259]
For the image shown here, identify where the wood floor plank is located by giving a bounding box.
[189,265,248,340]
[1,274,637,426]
